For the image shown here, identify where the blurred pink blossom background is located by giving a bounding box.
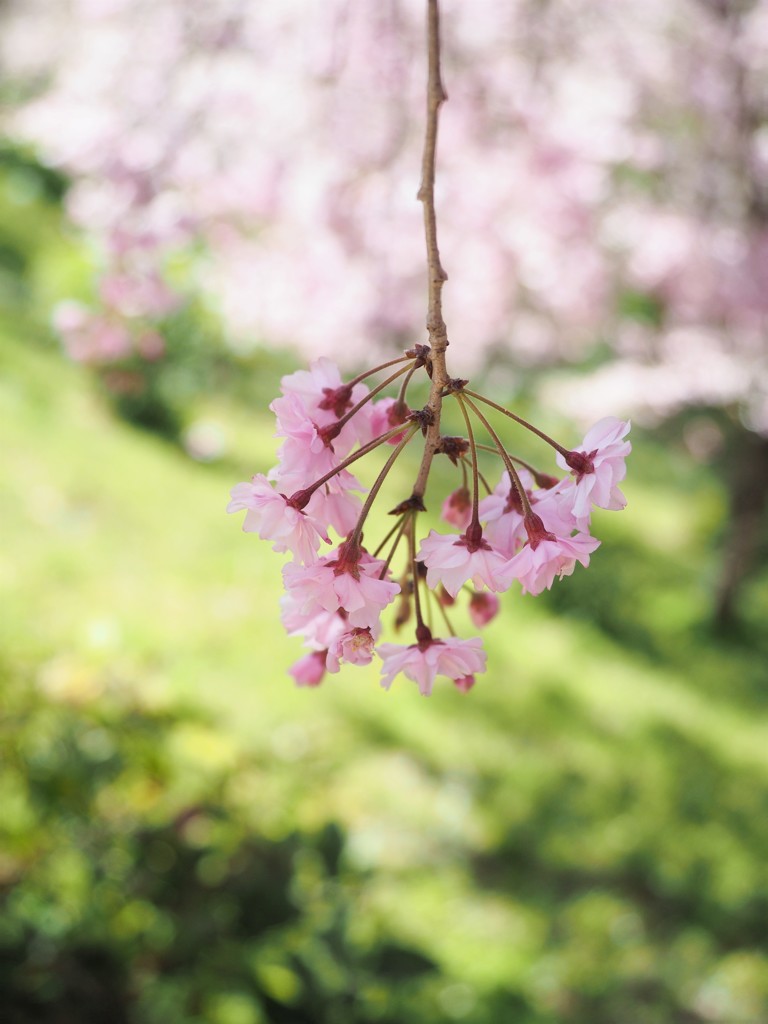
[3,0,767,432]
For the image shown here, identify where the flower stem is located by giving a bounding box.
[408,516,427,635]
[462,454,493,495]
[397,363,419,407]
[461,396,535,518]
[430,585,456,637]
[456,395,480,527]
[347,355,414,388]
[462,389,570,458]
[475,443,554,485]
[291,421,413,505]
[378,514,411,579]
[373,515,407,559]
[334,362,415,432]
[348,425,419,548]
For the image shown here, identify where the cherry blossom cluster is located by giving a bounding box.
[228,353,630,695]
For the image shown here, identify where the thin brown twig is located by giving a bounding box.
[397,363,419,407]
[412,0,451,503]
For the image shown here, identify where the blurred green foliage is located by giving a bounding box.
[2,147,768,1024]
[0,674,445,1024]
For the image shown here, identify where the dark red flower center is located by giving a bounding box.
[318,384,354,418]
[564,448,597,480]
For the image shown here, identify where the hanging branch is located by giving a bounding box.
[418,0,449,361]
[229,0,632,693]
[412,0,451,503]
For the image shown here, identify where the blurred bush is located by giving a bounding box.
[0,669,446,1024]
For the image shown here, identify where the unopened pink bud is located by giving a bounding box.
[468,591,500,627]
[442,487,472,529]
[289,650,326,687]
[534,472,560,490]
[453,675,476,693]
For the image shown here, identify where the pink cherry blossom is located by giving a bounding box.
[280,593,347,651]
[418,529,516,599]
[277,357,370,434]
[272,358,374,454]
[269,390,370,519]
[507,533,601,596]
[326,627,376,673]
[283,548,400,630]
[289,650,327,688]
[468,590,500,628]
[531,478,585,535]
[271,392,346,483]
[557,418,632,518]
[278,358,350,418]
[226,474,329,563]
[378,636,487,696]
[478,471,530,557]
[305,482,363,539]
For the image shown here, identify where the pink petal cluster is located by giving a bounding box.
[289,651,327,688]
[227,474,329,563]
[557,417,632,519]
[468,590,500,628]
[271,358,374,468]
[478,470,532,558]
[479,469,582,557]
[268,359,373,537]
[326,627,377,673]
[280,592,347,651]
[506,533,600,596]
[283,549,400,630]
[418,530,516,598]
[378,637,487,696]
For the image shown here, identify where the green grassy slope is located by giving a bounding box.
[3,331,768,1024]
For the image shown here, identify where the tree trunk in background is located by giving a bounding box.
[714,430,768,629]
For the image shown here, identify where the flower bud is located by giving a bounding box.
[468,591,500,627]
[289,651,327,687]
